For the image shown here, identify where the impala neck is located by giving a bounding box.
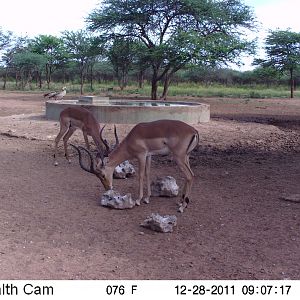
[107,142,130,168]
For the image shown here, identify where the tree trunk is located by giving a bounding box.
[80,74,84,94]
[15,71,19,88]
[63,68,66,84]
[122,70,128,90]
[151,66,159,100]
[151,79,158,100]
[2,68,8,90]
[46,64,50,89]
[90,64,94,91]
[38,71,42,89]
[160,74,172,100]
[138,69,144,88]
[290,68,294,98]
[80,62,84,95]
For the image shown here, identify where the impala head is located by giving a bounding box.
[96,168,113,191]
[71,125,119,190]
[71,144,113,190]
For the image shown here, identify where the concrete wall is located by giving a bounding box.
[45,100,210,124]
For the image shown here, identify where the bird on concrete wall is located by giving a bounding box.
[44,87,67,100]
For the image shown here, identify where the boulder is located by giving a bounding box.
[100,190,135,209]
[141,213,177,233]
[113,160,136,179]
[151,176,179,197]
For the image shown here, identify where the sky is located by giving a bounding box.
[0,0,100,37]
[0,0,299,70]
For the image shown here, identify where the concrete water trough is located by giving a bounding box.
[45,96,210,124]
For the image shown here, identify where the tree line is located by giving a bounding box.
[1,0,300,98]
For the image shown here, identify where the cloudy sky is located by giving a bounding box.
[0,0,298,69]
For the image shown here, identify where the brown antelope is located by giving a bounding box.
[53,106,110,166]
[72,119,199,213]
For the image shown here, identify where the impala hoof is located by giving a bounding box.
[143,197,150,204]
[178,205,184,213]
[135,200,141,206]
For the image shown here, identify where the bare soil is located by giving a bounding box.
[0,91,299,280]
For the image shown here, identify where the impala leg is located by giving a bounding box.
[136,155,146,206]
[54,124,69,166]
[175,155,194,213]
[143,155,152,204]
[82,130,90,150]
[63,127,76,163]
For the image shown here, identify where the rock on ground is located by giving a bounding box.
[151,176,179,197]
[113,160,136,179]
[141,213,177,233]
[100,190,135,209]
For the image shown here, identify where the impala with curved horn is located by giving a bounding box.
[72,119,199,213]
[53,106,110,166]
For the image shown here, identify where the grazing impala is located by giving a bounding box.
[53,106,109,166]
[72,119,199,213]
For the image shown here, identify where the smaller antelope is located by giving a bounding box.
[72,119,199,213]
[53,106,109,166]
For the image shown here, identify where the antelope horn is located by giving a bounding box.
[99,125,110,154]
[114,125,119,146]
[70,144,100,174]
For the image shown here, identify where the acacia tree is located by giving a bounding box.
[108,38,137,90]
[1,36,29,89]
[87,0,256,99]
[12,51,47,89]
[62,30,102,94]
[255,30,300,98]
[29,35,66,88]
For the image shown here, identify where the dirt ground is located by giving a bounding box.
[0,91,299,280]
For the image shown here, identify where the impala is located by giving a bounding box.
[53,106,110,166]
[72,119,199,213]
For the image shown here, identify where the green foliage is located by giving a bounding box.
[61,30,104,94]
[87,0,257,99]
[264,30,300,71]
[108,38,137,89]
[12,51,47,68]
[0,27,13,50]
[3,3,300,98]
[29,35,63,57]
[28,35,67,87]
[255,29,300,98]
[11,51,47,89]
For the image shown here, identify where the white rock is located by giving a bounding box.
[141,213,177,233]
[151,176,179,197]
[113,160,136,179]
[100,190,135,209]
